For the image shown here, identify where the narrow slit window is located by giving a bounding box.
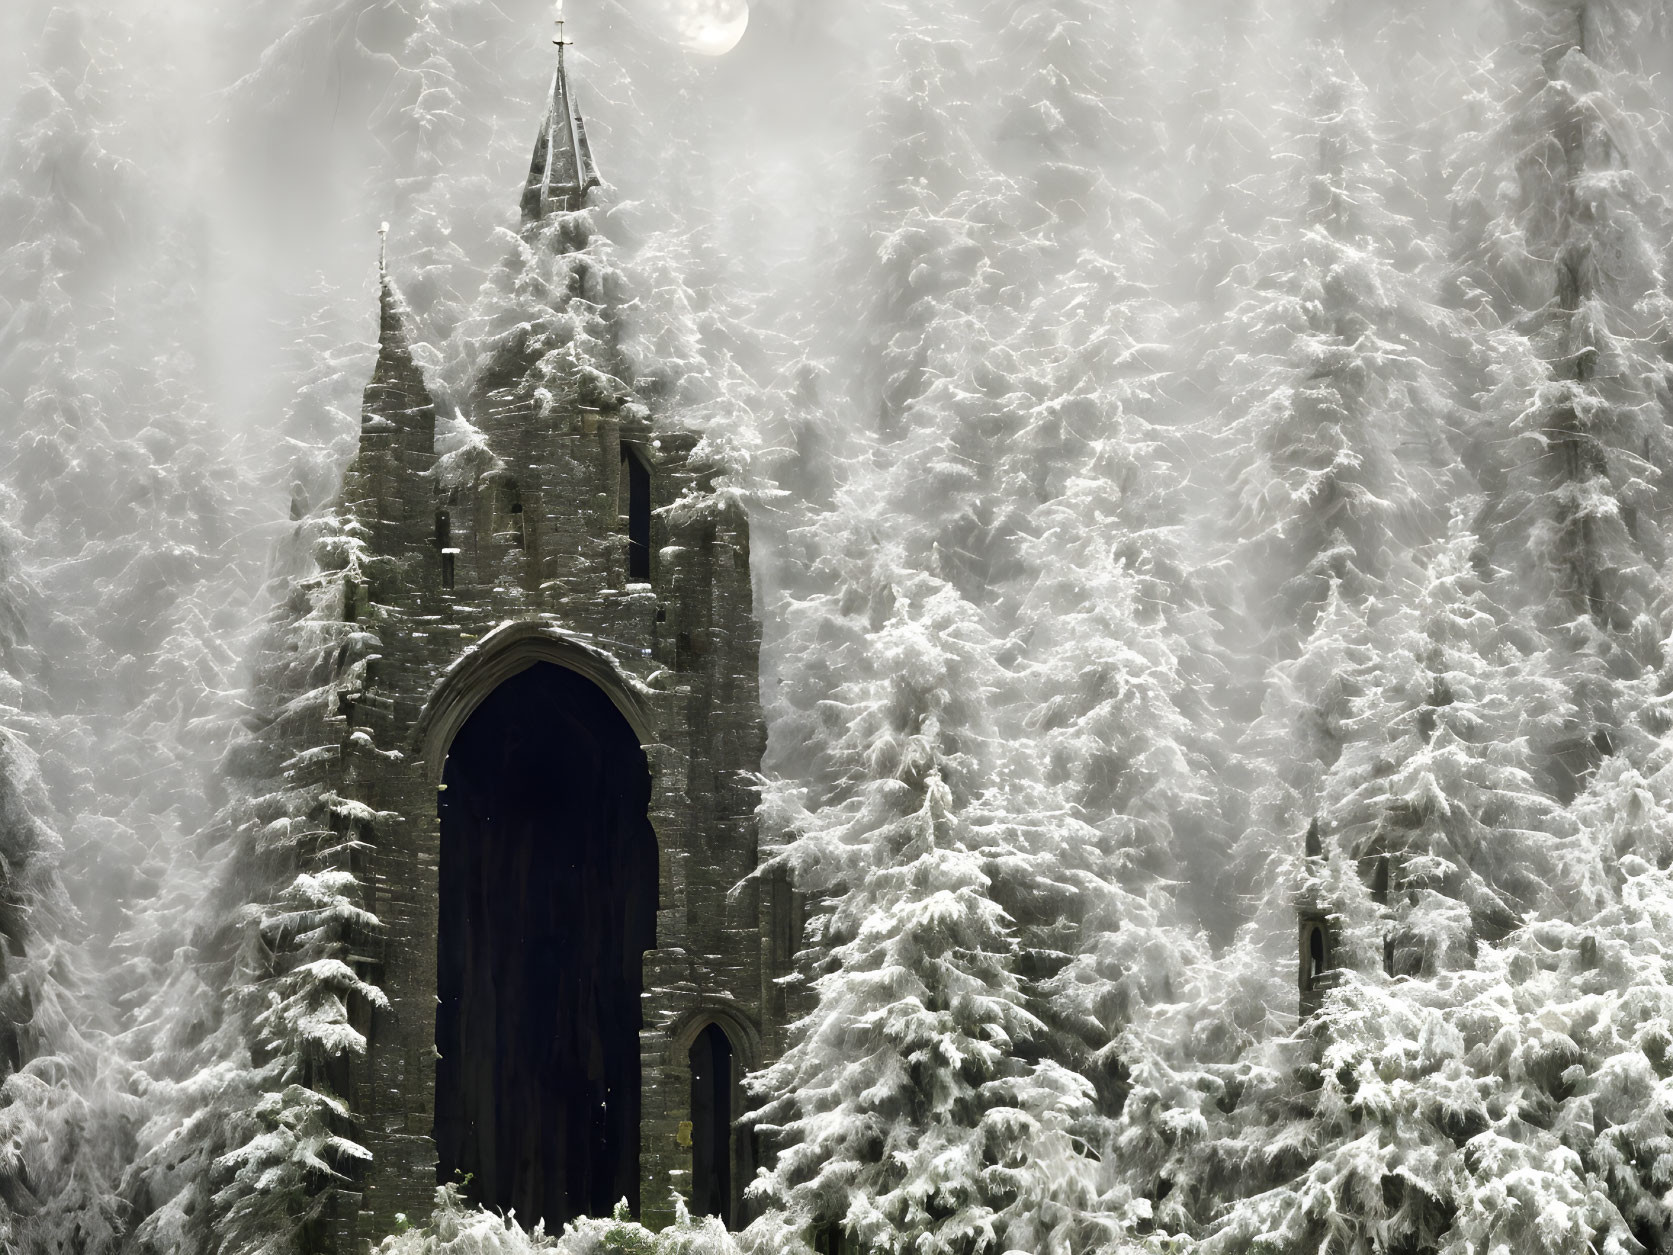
[438,511,456,590]
[623,446,651,581]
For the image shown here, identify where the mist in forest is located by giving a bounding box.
[6,1,1673,1252]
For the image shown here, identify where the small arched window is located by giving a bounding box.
[622,445,651,581]
[1307,924,1326,985]
[688,1022,733,1224]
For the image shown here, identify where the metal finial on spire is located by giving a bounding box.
[379,221,390,275]
[554,0,569,47]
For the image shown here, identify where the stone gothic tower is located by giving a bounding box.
[324,35,793,1247]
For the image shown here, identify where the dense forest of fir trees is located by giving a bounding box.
[6,0,1673,1251]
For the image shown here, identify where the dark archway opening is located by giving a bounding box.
[435,662,658,1229]
[688,1023,733,1225]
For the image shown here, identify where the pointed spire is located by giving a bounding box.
[375,245,419,382]
[364,226,435,455]
[520,2,603,224]
[346,226,438,557]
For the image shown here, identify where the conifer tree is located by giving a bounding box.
[123,500,387,1255]
[1451,0,1673,785]
[1211,45,1461,653]
[1320,512,1576,970]
[1158,0,1277,308]
[748,568,1104,1255]
[0,10,256,1247]
[0,519,132,1255]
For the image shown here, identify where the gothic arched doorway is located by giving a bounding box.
[434,661,658,1228]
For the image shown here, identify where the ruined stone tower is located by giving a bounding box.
[324,33,794,1246]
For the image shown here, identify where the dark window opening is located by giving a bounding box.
[623,446,651,581]
[689,1023,733,1225]
[1307,925,1326,986]
[509,500,525,548]
[773,870,797,963]
[435,663,658,1230]
[441,552,456,590]
[436,509,451,549]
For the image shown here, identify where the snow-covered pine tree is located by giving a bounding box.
[755,0,997,805]
[830,2,988,444]
[1191,771,1673,1254]
[1156,0,1276,309]
[1323,0,1501,238]
[0,0,263,956]
[1110,600,1382,1246]
[950,10,1243,1232]
[1320,511,1576,972]
[1210,44,1462,657]
[121,472,388,1255]
[747,567,1105,1255]
[1451,0,1673,791]
[365,0,488,357]
[0,515,135,1255]
[0,9,265,1248]
[116,264,422,1252]
[1194,41,1466,942]
[751,10,1235,1250]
